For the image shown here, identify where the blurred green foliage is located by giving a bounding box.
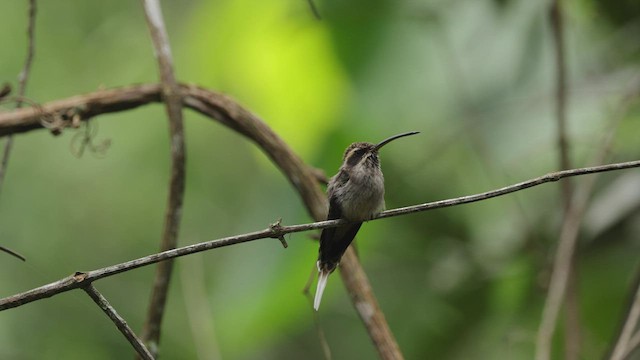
[1,0,639,359]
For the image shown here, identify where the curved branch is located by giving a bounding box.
[0,83,399,358]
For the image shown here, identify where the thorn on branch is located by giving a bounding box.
[269,218,288,248]
[73,271,88,282]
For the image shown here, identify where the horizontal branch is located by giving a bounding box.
[0,83,327,218]
[1,159,638,311]
[380,160,640,218]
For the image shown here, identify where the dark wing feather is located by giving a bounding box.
[318,194,362,271]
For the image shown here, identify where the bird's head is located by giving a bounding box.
[340,131,420,171]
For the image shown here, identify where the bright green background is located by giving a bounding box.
[1,0,639,359]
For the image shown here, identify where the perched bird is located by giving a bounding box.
[314,131,419,310]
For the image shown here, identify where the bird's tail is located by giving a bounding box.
[314,263,331,311]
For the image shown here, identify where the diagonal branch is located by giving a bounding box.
[184,88,403,358]
[624,330,640,359]
[139,0,186,355]
[0,82,399,356]
[1,159,639,312]
[537,77,639,360]
[82,283,154,360]
[609,268,640,360]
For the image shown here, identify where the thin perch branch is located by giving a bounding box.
[139,0,186,354]
[82,283,154,360]
[1,159,639,312]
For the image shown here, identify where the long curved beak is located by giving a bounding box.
[373,131,419,151]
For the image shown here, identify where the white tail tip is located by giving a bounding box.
[314,270,330,311]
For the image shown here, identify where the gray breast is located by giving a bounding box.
[336,167,385,221]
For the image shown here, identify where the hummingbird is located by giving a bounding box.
[314,131,419,311]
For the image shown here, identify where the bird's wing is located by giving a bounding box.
[318,194,362,269]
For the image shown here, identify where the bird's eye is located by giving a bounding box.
[346,148,366,166]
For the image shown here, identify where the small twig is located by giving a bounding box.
[301,263,332,360]
[1,159,639,312]
[270,218,288,248]
[70,120,110,158]
[82,283,154,360]
[139,0,186,355]
[310,298,333,360]
[306,0,321,20]
[302,263,317,296]
[0,245,26,261]
[0,0,36,198]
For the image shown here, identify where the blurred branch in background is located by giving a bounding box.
[306,0,321,20]
[1,83,638,212]
[0,81,403,358]
[609,267,640,360]
[537,74,640,360]
[139,0,186,356]
[550,2,583,359]
[179,254,222,360]
[0,79,398,358]
[0,0,36,198]
[549,0,581,358]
